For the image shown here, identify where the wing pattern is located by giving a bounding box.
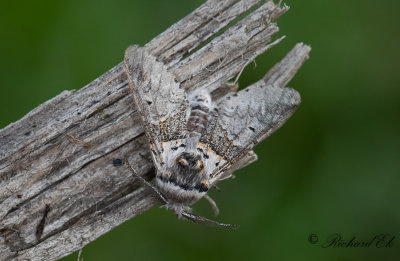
[124,45,188,168]
[201,81,301,184]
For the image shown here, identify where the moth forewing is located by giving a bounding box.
[205,82,301,185]
[124,45,188,170]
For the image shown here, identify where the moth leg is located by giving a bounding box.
[212,184,221,192]
[180,211,237,229]
[212,172,236,191]
[204,195,219,216]
[217,171,235,182]
[127,161,168,204]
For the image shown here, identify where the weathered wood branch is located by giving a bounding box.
[0,0,310,260]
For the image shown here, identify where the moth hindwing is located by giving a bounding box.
[124,45,300,226]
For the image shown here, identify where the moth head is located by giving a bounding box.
[175,152,204,174]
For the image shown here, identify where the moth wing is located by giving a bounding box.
[124,45,188,169]
[199,81,301,184]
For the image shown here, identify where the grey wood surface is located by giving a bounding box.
[0,1,310,260]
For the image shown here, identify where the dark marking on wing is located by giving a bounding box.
[159,105,187,142]
[199,110,240,160]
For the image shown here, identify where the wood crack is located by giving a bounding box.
[3,132,147,221]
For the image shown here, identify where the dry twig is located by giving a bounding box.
[0,1,310,260]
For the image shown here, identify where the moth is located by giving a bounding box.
[124,45,300,227]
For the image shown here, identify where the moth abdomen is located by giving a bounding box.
[187,108,208,136]
[186,89,212,151]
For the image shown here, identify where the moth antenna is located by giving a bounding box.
[203,195,219,216]
[127,161,168,204]
[180,211,237,229]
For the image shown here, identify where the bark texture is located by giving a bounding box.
[0,1,310,260]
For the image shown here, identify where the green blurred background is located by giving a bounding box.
[1,0,399,260]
